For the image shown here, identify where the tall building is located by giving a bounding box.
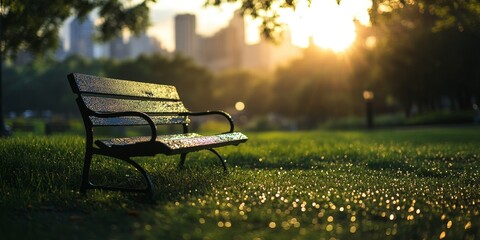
[69,17,94,59]
[174,10,299,72]
[174,14,197,59]
[109,36,130,60]
[130,33,153,58]
[129,33,168,58]
[229,10,246,67]
[197,10,246,71]
[54,38,67,61]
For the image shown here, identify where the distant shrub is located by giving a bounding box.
[405,111,474,125]
[319,111,475,130]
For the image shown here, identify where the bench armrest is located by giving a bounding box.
[182,111,235,133]
[90,111,157,142]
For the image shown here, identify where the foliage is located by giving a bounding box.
[103,54,215,111]
[4,43,478,128]
[204,0,480,41]
[2,0,480,129]
[274,46,360,126]
[202,0,480,119]
[1,0,155,59]
[211,70,273,115]
[2,54,214,114]
[320,111,476,130]
[204,0,301,42]
[4,0,476,57]
[371,3,480,114]
[1,128,480,239]
[373,0,480,35]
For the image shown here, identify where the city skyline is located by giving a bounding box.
[60,0,372,53]
[174,10,302,72]
[148,0,372,52]
[60,11,301,72]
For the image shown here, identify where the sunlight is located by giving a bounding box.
[148,0,372,52]
[282,0,372,52]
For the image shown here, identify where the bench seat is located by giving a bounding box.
[95,132,248,156]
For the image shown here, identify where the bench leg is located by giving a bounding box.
[81,152,154,198]
[80,149,94,194]
[208,149,228,173]
[178,153,187,170]
[120,157,154,197]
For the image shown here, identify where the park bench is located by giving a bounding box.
[68,73,248,197]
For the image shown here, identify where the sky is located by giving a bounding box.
[60,0,372,53]
[147,0,373,52]
[148,0,242,51]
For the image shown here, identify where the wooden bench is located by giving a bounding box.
[68,73,248,197]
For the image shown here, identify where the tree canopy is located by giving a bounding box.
[2,0,479,57]
[1,0,480,131]
[1,0,155,59]
[3,54,213,114]
[205,0,480,40]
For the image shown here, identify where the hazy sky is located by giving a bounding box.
[148,0,242,51]
[61,0,372,53]
[147,0,372,52]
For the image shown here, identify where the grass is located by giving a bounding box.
[1,128,480,239]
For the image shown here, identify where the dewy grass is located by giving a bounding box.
[1,128,479,239]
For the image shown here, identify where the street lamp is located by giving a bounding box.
[235,101,245,112]
[363,91,374,129]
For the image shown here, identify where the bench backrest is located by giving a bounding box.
[68,73,190,126]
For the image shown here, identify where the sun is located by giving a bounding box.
[282,0,372,52]
[309,12,356,52]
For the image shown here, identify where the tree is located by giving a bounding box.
[205,0,480,41]
[273,45,355,127]
[206,0,480,117]
[108,54,214,111]
[2,54,214,115]
[0,0,155,136]
[2,0,153,58]
[368,1,480,115]
[2,0,478,135]
[211,70,273,115]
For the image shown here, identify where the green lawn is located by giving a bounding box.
[1,128,479,239]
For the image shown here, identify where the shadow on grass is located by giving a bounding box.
[77,154,231,204]
[225,152,331,170]
[365,160,451,178]
[227,152,457,179]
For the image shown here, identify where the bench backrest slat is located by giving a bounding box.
[89,115,190,126]
[68,73,190,127]
[81,96,189,114]
[69,73,181,100]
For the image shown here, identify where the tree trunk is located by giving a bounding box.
[0,17,12,136]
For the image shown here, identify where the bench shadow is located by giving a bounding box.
[151,167,228,202]
[81,154,230,204]
[224,152,453,179]
[225,152,327,170]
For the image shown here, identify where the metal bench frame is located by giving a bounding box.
[68,73,247,198]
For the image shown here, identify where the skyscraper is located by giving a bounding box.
[227,10,246,68]
[174,14,197,59]
[109,36,130,60]
[196,10,246,71]
[69,17,94,59]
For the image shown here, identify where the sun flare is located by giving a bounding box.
[281,0,372,52]
[309,11,357,52]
